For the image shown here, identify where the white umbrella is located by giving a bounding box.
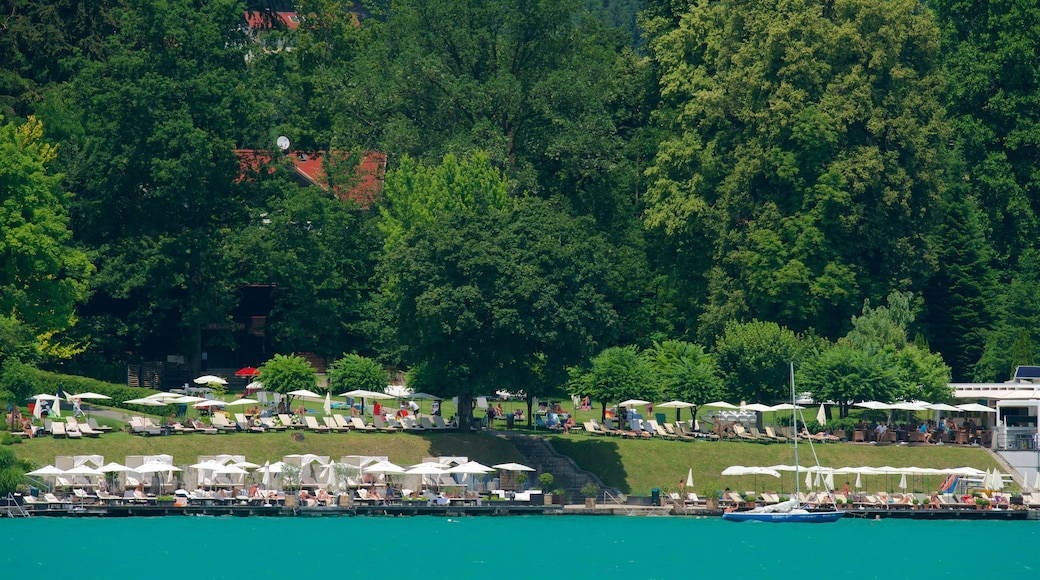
[99,462,131,473]
[492,462,535,472]
[898,473,908,490]
[287,389,324,400]
[146,392,184,403]
[406,464,448,475]
[170,395,209,404]
[226,398,260,407]
[245,381,264,391]
[194,375,228,385]
[52,396,61,418]
[927,403,961,412]
[64,465,102,476]
[260,461,272,489]
[448,461,494,474]
[805,469,813,490]
[991,470,1005,492]
[769,403,805,411]
[855,472,862,489]
[854,401,890,410]
[618,399,651,407]
[956,403,997,413]
[816,403,827,426]
[703,401,739,409]
[124,398,167,406]
[68,392,112,400]
[1033,471,1040,491]
[136,462,182,474]
[31,394,60,401]
[194,400,227,408]
[27,465,65,476]
[323,392,332,416]
[364,461,405,474]
[686,467,694,488]
[743,403,773,412]
[337,389,393,399]
[823,472,835,491]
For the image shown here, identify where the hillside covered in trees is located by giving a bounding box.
[3,0,1039,423]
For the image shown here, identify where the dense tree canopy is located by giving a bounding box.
[2,0,1031,402]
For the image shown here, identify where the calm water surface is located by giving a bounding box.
[1,516,1036,576]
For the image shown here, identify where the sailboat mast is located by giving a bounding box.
[792,362,799,496]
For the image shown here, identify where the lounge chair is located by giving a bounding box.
[88,417,113,432]
[648,420,677,440]
[303,416,330,433]
[350,417,377,432]
[279,413,302,429]
[77,422,102,438]
[583,421,607,436]
[209,414,237,433]
[400,416,424,431]
[333,414,353,430]
[259,417,286,431]
[323,416,349,432]
[764,426,788,442]
[128,416,161,436]
[420,416,438,430]
[432,416,451,429]
[731,424,757,442]
[170,422,196,434]
[663,423,696,442]
[235,413,266,433]
[51,422,69,439]
[372,416,398,433]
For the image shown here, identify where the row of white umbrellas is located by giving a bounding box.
[854,401,997,413]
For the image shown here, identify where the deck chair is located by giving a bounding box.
[350,417,376,432]
[748,427,776,442]
[663,423,696,442]
[88,417,113,432]
[372,415,398,433]
[648,420,677,439]
[51,422,68,439]
[169,422,195,434]
[731,424,757,442]
[76,421,102,437]
[259,417,286,431]
[303,415,330,432]
[235,413,265,433]
[432,416,451,429]
[629,418,653,438]
[209,414,237,433]
[323,416,349,432]
[583,421,606,436]
[401,416,424,431]
[420,416,438,430]
[764,426,788,442]
[278,413,302,429]
[333,414,353,430]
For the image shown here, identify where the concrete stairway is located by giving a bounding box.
[496,432,618,502]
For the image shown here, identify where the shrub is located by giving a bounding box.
[581,482,599,498]
[538,473,554,490]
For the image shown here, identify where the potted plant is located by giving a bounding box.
[539,473,554,505]
[155,494,175,506]
[975,497,990,510]
[581,482,599,508]
[553,488,566,505]
[282,464,302,506]
[704,489,720,510]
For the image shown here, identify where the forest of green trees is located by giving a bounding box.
[2,0,1039,424]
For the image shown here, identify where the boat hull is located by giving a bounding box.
[722,510,844,523]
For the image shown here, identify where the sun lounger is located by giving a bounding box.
[209,414,237,433]
[400,416,423,431]
[304,416,330,433]
[432,416,451,429]
[764,426,788,442]
[420,416,438,430]
[51,422,68,439]
[648,420,677,439]
[372,415,398,433]
[323,416,349,432]
[235,413,266,433]
[350,417,376,432]
[77,422,103,437]
[279,413,302,429]
[88,417,113,432]
[128,416,161,436]
[260,417,286,431]
[583,421,607,436]
[732,424,757,442]
[333,414,353,430]
[750,427,778,442]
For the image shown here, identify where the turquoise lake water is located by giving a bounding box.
[2,516,1037,576]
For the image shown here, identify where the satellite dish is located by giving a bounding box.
[276,136,291,152]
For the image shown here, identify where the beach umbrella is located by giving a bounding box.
[64,465,102,477]
[194,375,227,385]
[854,401,890,410]
[816,404,827,426]
[805,469,813,490]
[68,392,111,401]
[657,401,695,422]
[1033,471,1040,491]
[194,400,226,408]
[337,389,393,399]
[703,401,739,410]
[686,467,694,489]
[956,403,997,413]
[618,399,651,408]
[898,473,908,491]
[823,472,835,492]
[364,461,405,475]
[27,465,65,477]
[323,392,332,416]
[769,403,805,411]
[226,398,260,407]
[991,470,1005,492]
[245,381,264,392]
[492,462,535,472]
[855,472,862,490]
[287,389,324,401]
[743,403,773,412]
[448,461,494,474]
[235,367,260,378]
[124,398,167,406]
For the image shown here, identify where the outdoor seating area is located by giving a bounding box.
[20,453,545,512]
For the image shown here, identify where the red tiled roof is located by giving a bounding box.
[243,11,300,31]
[236,149,387,207]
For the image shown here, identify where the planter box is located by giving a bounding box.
[543,494,553,506]
[585,498,596,508]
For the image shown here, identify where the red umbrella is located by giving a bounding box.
[235,367,260,377]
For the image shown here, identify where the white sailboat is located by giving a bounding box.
[722,362,844,523]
